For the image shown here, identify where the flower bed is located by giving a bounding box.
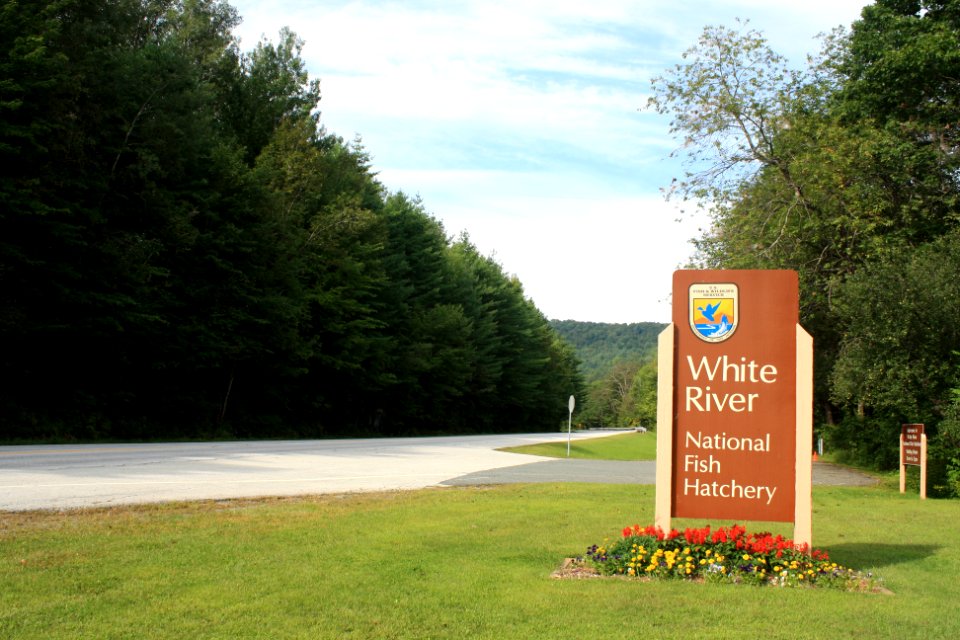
[584,524,884,591]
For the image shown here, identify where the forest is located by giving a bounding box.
[7,0,960,501]
[649,0,960,495]
[550,320,663,382]
[0,0,583,441]
[550,320,662,430]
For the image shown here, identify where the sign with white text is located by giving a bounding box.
[656,270,812,532]
[900,423,927,499]
[901,424,924,466]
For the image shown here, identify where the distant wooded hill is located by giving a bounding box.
[550,320,666,381]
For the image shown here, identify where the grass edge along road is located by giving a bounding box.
[3,482,959,639]
[499,430,657,460]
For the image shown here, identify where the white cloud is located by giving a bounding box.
[229,0,872,321]
[381,167,709,322]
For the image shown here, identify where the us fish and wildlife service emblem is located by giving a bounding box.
[689,283,739,343]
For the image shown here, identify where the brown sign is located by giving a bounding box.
[902,424,924,466]
[671,270,799,522]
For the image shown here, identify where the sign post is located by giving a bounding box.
[655,270,813,546]
[567,395,575,458]
[900,423,927,499]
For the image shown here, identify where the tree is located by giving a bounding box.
[0,1,583,441]
[648,15,960,428]
[218,26,322,163]
[648,4,960,473]
[834,0,960,152]
[0,0,264,437]
[828,231,960,461]
[579,360,642,428]
[647,21,808,210]
[549,320,663,382]
[647,22,855,421]
[619,360,658,429]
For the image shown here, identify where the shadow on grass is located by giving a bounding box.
[826,543,939,569]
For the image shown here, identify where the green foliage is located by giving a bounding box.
[931,369,960,497]
[823,414,901,471]
[0,0,581,440]
[831,232,960,422]
[647,20,806,208]
[576,361,634,428]
[618,359,658,428]
[558,353,659,430]
[547,321,661,429]
[835,0,960,142]
[649,5,960,474]
[549,320,663,382]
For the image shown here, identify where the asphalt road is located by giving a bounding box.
[0,433,876,511]
[0,432,619,511]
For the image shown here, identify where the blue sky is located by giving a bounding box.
[230,0,872,323]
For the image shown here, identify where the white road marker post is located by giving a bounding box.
[567,395,575,458]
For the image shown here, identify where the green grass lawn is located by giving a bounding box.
[2,483,958,639]
[500,430,657,460]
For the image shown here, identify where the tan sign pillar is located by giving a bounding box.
[656,270,813,546]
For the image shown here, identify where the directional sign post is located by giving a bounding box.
[567,395,575,457]
[900,423,927,499]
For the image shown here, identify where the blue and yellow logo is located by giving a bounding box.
[689,283,739,343]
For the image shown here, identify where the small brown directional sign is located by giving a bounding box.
[902,424,924,467]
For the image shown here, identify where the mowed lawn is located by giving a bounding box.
[2,482,959,639]
[499,430,657,460]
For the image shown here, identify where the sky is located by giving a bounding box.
[229,0,873,323]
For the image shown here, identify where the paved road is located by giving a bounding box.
[0,432,620,511]
[443,459,878,487]
[0,434,876,511]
